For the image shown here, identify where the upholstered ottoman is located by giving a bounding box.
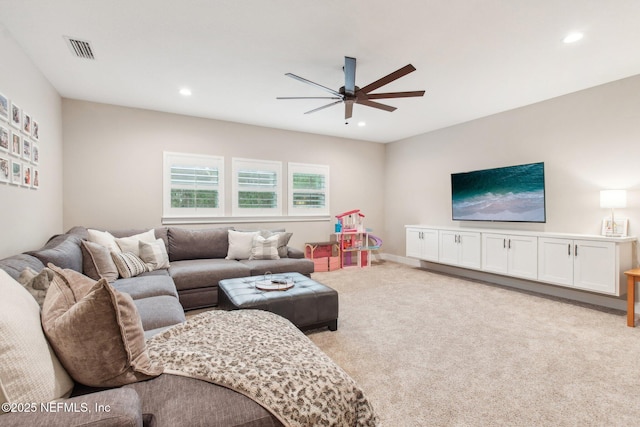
[218,272,338,331]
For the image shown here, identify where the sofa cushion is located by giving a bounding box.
[0,269,74,409]
[139,238,170,271]
[249,234,280,260]
[17,266,54,308]
[42,265,163,387]
[240,257,315,276]
[169,259,251,291]
[133,296,187,334]
[112,270,178,300]
[0,254,45,280]
[168,227,232,261]
[27,234,83,272]
[81,240,119,282]
[226,230,259,260]
[115,229,156,256]
[111,252,148,278]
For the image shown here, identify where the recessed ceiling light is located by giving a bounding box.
[357,121,366,127]
[179,88,192,96]
[563,32,584,44]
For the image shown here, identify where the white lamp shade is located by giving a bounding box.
[600,189,627,208]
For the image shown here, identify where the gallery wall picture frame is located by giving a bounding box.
[10,102,21,129]
[31,142,39,165]
[32,167,40,189]
[10,131,21,157]
[0,93,8,122]
[22,138,31,161]
[23,164,32,187]
[0,155,10,183]
[0,124,9,152]
[601,216,629,237]
[32,119,39,141]
[10,159,22,185]
[22,111,32,135]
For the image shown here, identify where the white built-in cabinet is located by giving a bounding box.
[438,230,481,269]
[406,225,634,297]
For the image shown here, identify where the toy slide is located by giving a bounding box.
[365,234,383,250]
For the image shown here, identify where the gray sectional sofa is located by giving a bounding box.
[0,225,315,426]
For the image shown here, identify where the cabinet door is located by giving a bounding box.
[421,228,439,261]
[507,235,538,280]
[439,231,460,265]
[406,228,423,259]
[482,233,508,274]
[573,240,616,294]
[538,237,573,286]
[458,232,481,269]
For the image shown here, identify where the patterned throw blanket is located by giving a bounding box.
[146,310,379,426]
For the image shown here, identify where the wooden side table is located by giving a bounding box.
[625,269,640,327]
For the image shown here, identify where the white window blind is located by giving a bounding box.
[163,152,224,218]
[232,158,282,216]
[288,162,330,216]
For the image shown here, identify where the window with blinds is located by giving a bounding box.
[232,158,282,216]
[163,152,224,218]
[288,162,330,215]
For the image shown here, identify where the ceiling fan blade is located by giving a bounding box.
[365,90,425,100]
[344,56,356,96]
[356,99,397,112]
[277,96,342,100]
[345,101,354,120]
[304,100,343,115]
[359,64,417,94]
[285,73,343,98]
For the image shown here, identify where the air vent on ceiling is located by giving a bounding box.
[64,36,95,60]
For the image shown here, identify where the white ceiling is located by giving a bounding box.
[1,0,640,143]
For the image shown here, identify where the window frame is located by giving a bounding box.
[232,157,283,217]
[288,162,330,216]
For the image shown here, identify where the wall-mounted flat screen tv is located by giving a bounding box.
[451,162,546,223]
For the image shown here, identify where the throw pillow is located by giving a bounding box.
[111,252,148,278]
[0,269,74,410]
[139,239,170,271]
[81,240,119,282]
[87,229,121,252]
[17,267,54,308]
[42,266,163,387]
[115,229,156,256]
[249,234,281,260]
[272,231,293,258]
[226,230,259,260]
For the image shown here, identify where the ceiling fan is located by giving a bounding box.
[277,56,425,120]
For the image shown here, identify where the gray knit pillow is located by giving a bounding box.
[249,235,280,260]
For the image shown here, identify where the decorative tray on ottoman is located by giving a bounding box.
[253,274,295,291]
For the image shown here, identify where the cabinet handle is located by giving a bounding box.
[575,244,578,257]
[568,244,571,256]
[503,239,506,248]
[508,239,511,249]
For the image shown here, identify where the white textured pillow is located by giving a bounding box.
[115,230,156,256]
[111,252,148,278]
[250,234,281,260]
[0,269,74,409]
[139,239,170,271]
[87,229,120,252]
[226,230,259,260]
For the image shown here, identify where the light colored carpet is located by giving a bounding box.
[308,261,640,427]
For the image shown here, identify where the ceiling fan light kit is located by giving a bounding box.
[278,56,425,120]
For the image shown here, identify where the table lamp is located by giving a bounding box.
[600,189,627,236]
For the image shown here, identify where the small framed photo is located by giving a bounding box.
[0,124,9,152]
[0,93,8,122]
[601,217,628,237]
[31,142,39,165]
[22,138,31,161]
[10,159,22,185]
[32,167,40,189]
[0,155,10,183]
[10,131,21,157]
[22,111,32,135]
[32,119,39,140]
[23,164,32,187]
[10,102,21,129]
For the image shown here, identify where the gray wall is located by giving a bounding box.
[384,75,640,260]
[61,99,386,251]
[0,25,63,258]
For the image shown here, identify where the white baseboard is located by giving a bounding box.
[381,253,628,312]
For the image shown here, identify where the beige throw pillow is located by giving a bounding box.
[115,229,156,256]
[42,265,163,387]
[81,240,119,282]
[139,239,170,271]
[17,267,54,307]
[249,234,281,260]
[0,269,74,411]
[226,230,259,260]
[87,229,121,252]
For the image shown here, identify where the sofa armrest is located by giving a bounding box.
[287,247,305,259]
[0,388,143,427]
